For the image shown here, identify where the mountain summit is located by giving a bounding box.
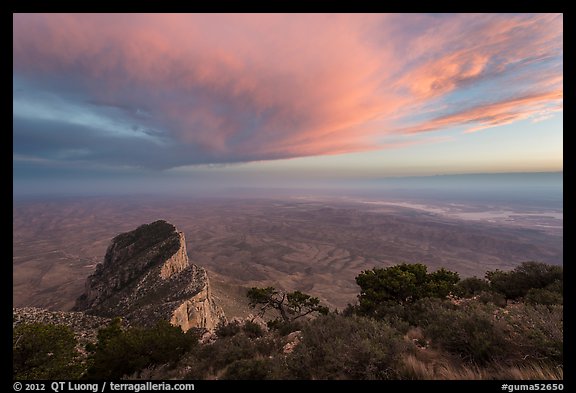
[74,220,225,331]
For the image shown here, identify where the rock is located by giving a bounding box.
[169,268,225,332]
[73,220,226,331]
[282,330,302,354]
[246,314,269,331]
[228,314,269,333]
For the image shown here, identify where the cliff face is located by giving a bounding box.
[74,220,225,331]
[170,267,225,332]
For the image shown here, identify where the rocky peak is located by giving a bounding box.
[160,230,189,279]
[74,220,225,331]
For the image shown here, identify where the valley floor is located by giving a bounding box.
[13,196,562,311]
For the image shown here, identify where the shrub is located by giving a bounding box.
[242,321,265,339]
[502,304,563,364]
[544,279,563,294]
[13,323,82,380]
[456,277,490,297]
[398,297,456,328]
[186,333,259,378]
[418,301,509,365]
[267,319,303,336]
[476,291,507,307]
[215,321,241,338]
[486,262,562,300]
[285,314,407,379]
[514,262,562,289]
[525,288,563,305]
[183,328,285,379]
[85,320,197,379]
[356,264,459,316]
[222,359,274,380]
[253,336,281,357]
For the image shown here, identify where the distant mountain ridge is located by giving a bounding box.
[73,220,225,331]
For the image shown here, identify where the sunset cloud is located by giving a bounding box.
[13,13,563,170]
[399,89,563,135]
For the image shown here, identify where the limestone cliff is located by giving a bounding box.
[170,267,222,331]
[74,220,225,331]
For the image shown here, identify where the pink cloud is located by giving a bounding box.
[13,13,563,168]
[398,89,563,135]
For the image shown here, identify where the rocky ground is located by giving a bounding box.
[13,307,111,349]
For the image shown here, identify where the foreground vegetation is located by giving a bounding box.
[13,262,563,380]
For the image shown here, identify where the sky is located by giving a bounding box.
[13,13,563,197]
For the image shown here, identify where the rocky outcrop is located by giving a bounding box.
[74,220,225,331]
[170,268,225,332]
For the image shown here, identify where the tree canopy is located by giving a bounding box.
[247,287,329,323]
[485,261,562,300]
[355,263,459,316]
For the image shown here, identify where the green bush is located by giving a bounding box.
[456,277,490,297]
[502,304,563,363]
[285,314,407,379]
[476,290,507,307]
[418,301,509,365]
[242,321,265,339]
[210,335,259,371]
[525,288,563,305]
[215,321,241,338]
[267,319,303,336]
[183,322,286,379]
[187,333,259,378]
[13,323,82,380]
[253,336,281,357]
[544,279,563,294]
[356,264,459,316]
[393,297,456,328]
[486,262,562,300]
[85,320,197,379]
[222,359,274,380]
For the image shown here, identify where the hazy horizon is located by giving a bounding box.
[13,171,562,207]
